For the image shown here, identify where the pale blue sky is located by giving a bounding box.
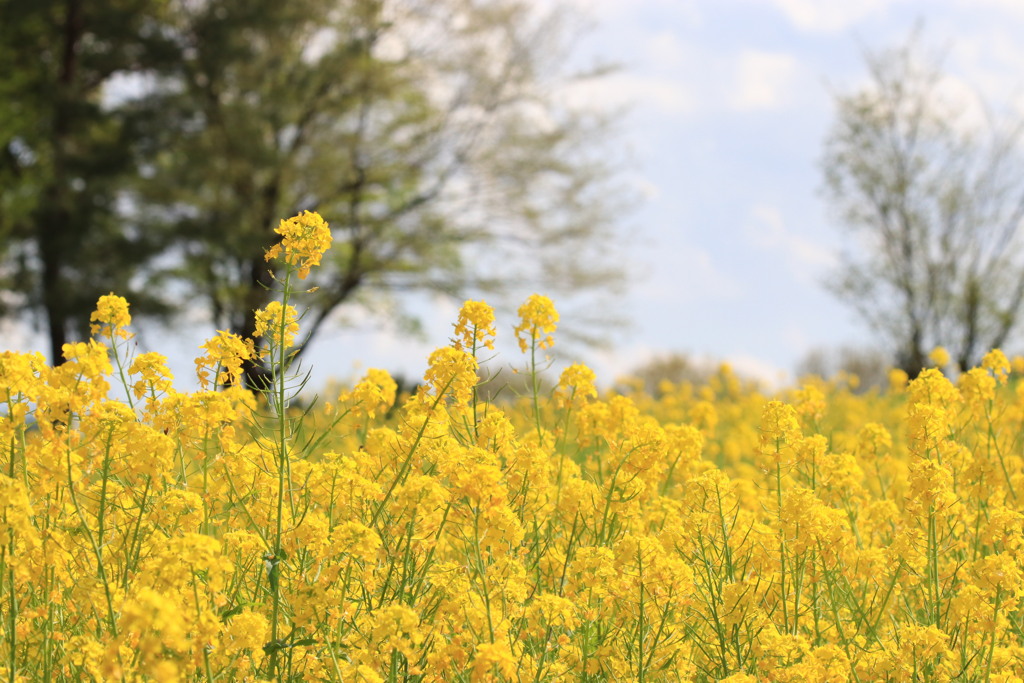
[157,0,1024,388]
[10,0,1024,389]
[550,0,1024,384]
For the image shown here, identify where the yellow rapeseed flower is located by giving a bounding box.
[90,292,132,339]
[982,348,1011,383]
[339,368,398,419]
[757,400,801,465]
[929,345,951,367]
[555,363,598,407]
[253,300,300,350]
[128,351,174,399]
[471,641,517,681]
[513,294,558,352]
[195,330,254,388]
[972,553,1024,599]
[423,346,478,405]
[264,210,332,279]
[453,300,497,351]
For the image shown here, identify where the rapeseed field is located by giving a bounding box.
[0,213,1022,681]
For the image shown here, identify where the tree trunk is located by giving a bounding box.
[900,326,927,379]
[237,256,276,391]
[39,223,68,363]
[42,0,84,364]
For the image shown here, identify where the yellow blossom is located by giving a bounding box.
[128,351,174,399]
[253,300,300,350]
[555,363,598,407]
[758,400,801,466]
[983,348,1011,383]
[90,292,132,340]
[929,345,951,367]
[195,330,254,388]
[471,641,517,681]
[453,300,497,351]
[338,368,398,419]
[513,293,558,352]
[423,346,478,405]
[973,553,1024,599]
[264,210,332,279]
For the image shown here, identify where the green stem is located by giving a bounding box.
[983,592,1002,681]
[268,270,295,681]
[530,333,542,441]
[777,459,789,634]
[6,428,16,683]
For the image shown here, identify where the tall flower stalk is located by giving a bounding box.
[513,294,558,440]
[254,211,332,680]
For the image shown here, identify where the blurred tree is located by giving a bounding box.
[822,34,1024,376]
[795,346,891,393]
[0,0,176,362]
[622,352,716,397]
[140,0,627,387]
[471,364,553,405]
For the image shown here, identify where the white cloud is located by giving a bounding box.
[730,50,799,111]
[586,343,661,384]
[631,176,662,200]
[931,74,990,134]
[782,325,811,352]
[586,346,789,390]
[0,319,42,356]
[954,0,1024,17]
[563,0,702,26]
[725,353,790,388]
[646,31,688,69]
[947,31,1024,121]
[640,243,743,302]
[566,73,695,115]
[769,0,897,33]
[745,204,837,277]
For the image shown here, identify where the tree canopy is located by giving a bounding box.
[0,0,177,361]
[0,0,628,378]
[822,34,1024,376]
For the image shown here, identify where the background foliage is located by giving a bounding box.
[0,0,627,382]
